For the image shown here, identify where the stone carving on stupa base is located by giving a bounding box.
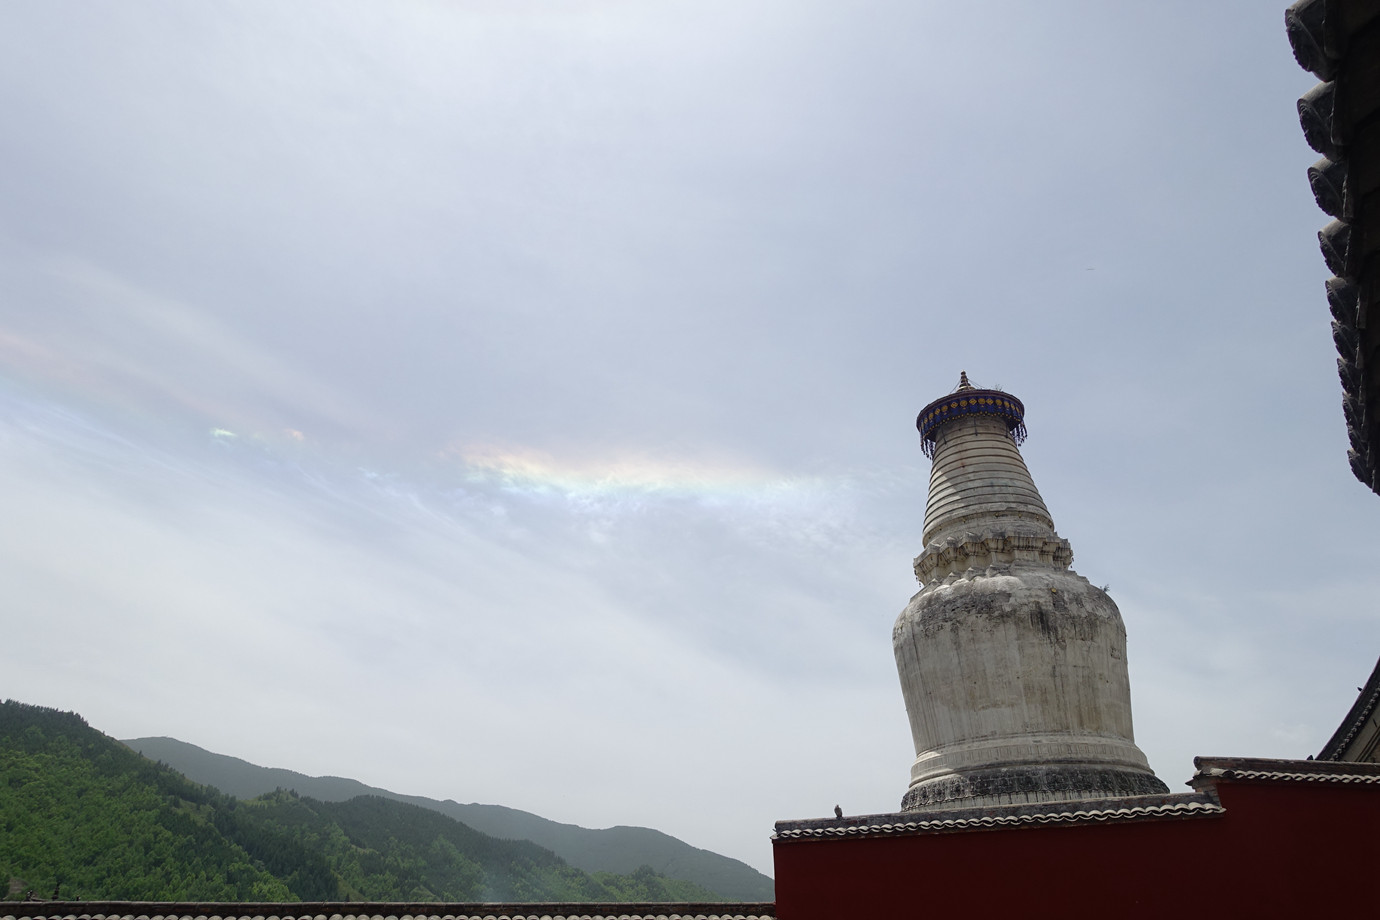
[913,530,1074,585]
[894,373,1168,812]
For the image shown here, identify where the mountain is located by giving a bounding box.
[0,700,720,903]
[123,736,774,901]
[1,703,289,901]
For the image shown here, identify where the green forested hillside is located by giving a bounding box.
[124,736,775,901]
[209,792,717,902]
[0,701,720,903]
[0,702,292,901]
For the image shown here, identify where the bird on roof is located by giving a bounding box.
[834,804,843,819]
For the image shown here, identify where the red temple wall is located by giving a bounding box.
[773,778,1380,918]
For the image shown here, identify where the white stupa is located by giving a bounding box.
[893,373,1167,810]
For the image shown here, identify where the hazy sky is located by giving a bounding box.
[3,2,1375,878]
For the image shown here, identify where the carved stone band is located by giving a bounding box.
[913,529,1073,583]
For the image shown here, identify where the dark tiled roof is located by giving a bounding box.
[1287,0,1380,496]
[1190,755,1380,787]
[0,905,774,920]
[1318,654,1380,761]
[772,792,1223,842]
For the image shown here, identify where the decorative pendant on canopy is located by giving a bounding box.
[915,372,1027,458]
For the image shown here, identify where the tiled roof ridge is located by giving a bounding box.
[772,793,1222,840]
[1211,768,1380,783]
[1193,754,1380,785]
[1317,654,1380,760]
[0,904,774,920]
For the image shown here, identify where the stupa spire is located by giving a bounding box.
[893,375,1166,811]
[916,377,1048,551]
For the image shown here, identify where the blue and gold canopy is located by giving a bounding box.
[916,375,1027,458]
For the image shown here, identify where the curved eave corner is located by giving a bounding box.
[1287,0,1380,496]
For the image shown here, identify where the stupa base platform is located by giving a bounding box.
[901,762,1170,811]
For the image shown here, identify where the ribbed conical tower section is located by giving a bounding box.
[893,374,1166,811]
[923,408,1052,547]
